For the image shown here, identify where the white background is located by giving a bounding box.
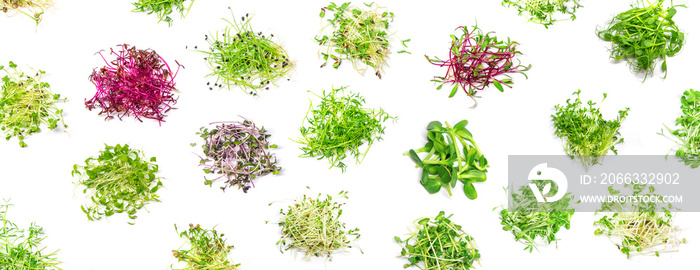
[1,0,699,269]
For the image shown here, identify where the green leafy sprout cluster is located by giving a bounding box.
[72,144,163,224]
[662,89,700,167]
[132,0,194,26]
[294,86,395,172]
[171,223,239,270]
[502,0,583,27]
[395,211,480,270]
[1,200,61,269]
[499,181,575,252]
[405,120,489,199]
[200,9,293,95]
[552,90,630,168]
[596,0,685,79]
[594,184,684,258]
[316,2,409,78]
[277,191,360,260]
[0,61,66,147]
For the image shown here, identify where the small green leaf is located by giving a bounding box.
[462,170,487,182]
[667,7,677,19]
[423,177,442,194]
[437,166,451,184]
[427,121,442,130]
[420,169,429,184]
[417,218,430,226]
[464,182,477,199]
[408,149,423,166]
[493,80,504,92]
[449,84,459,97]
[453,120,469,132]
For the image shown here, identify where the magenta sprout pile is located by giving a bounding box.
[196,119,281,193]
[426,25,530,105]
[87,44,182,124]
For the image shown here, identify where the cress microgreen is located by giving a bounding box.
[294,86,394,172]
[405,120,489,199]
[498,182,575,252]
[594,184,684,258]
[596,0,685,79]
[171,223,239,270]
[552,90,629,168]
[87,44,182,124]
[132,0,193,26]
[426,24,530,106]
[0,199,62,269]
[395,211,480,270]
[196,119,281,193]
[277,191,360,260]
[661,89,700,168]
[1,0,53,25]
[199,8,293,95]
[316,2,409,78]
[0,61,67,148]
[72,144,163,224]
[502,0,583,28]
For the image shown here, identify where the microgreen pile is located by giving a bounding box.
[395,211,480,270]
[87,44,181,124]
[596,0,685,79]
[0,61,66,147]
[277,191,360,260]
[132,0,194,26]
[1,200,61,269]
[662,89,700,168]
[552,90,629,168]
[196,119,281,193]
[405,120,488,199]
[499,182,575,252]
[294,86,394,172]
[316,2,409,78]
[72,144,163,224]
[171,223,239,270]
[1,0,53,25]
[426,25,530,106]
[594,185,684,258]
[199,9,293,95]
[502,0,583,27]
